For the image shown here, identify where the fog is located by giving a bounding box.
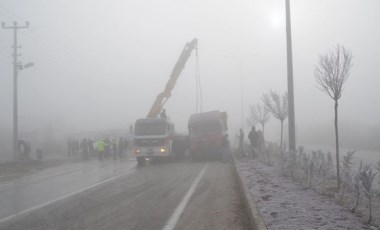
[1,0,380,157]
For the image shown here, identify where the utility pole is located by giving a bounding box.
[285,0,296,152]
[2,21,30,160]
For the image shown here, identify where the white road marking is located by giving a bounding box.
[0,166,136,224]
[162,163,209,230]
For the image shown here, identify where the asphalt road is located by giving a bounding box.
[0,159,250,230]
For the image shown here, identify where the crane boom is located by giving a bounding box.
[147,38,198,118]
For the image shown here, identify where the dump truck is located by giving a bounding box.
[188,110,228,159]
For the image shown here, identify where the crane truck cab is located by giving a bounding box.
[133,118,175,165]
[188,111,228,160]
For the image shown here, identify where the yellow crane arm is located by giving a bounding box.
[147,38,198,118]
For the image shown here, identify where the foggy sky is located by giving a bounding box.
[0,0,380,149]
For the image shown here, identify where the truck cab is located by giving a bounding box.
[133,118,175,164]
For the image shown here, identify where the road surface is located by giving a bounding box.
[0,158,249,230]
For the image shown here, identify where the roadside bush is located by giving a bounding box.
[327,151,334,177]
[339,151,354,202]
[255,142,380,226]
[360,166,378,223]
[351,160,366,213]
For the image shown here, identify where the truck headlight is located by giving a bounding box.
[160,148,167,153]
[134,148,141,154]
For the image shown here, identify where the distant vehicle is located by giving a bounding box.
[132,39,198,164]
[188,110,228,159]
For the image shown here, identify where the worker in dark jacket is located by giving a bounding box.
[238,129,244,156]
[248,126,258,158]
[160,109,167,119]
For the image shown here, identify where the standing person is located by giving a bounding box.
[80,138,89,159]
[97,139,105,161]
[73,139,79,156]
[160,109,167,119]
[112,138,118,160]
[248,126,258,158]
[88,138,94,157]
[118,137,124,159]
[104,138,111,159]
[67,139,72,156]
[238,129,244,156]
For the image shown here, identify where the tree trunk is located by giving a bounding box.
[352,192,359,213]
[368,197,372,223]
[339,185,345,202]
[334,100,340,190]
[280,120,283,149]
[262,123,265,137]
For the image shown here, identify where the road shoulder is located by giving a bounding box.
[175,161,251,230]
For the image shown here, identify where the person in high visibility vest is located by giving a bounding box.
[97,139,106,161]
[112,138,118,160]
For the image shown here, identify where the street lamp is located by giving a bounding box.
[18,62,34,70]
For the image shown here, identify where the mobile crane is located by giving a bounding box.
[147,38,198,117]
[133,39,198,164]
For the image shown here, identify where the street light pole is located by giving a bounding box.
[224,55,256,130]
[2,21,30,160]
[285,0,296,151]
[13,23,19,161]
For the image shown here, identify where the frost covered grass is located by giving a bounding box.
[236,145,380,229]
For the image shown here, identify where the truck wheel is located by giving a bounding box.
[137,157,145,165]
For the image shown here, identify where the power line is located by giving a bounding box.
[0,5,93,63]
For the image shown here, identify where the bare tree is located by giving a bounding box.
[351,160,366,213]
[339,151,354,202]
[360,167,377,224]
[314,44,353,189]
[262,90,288,149]
[248,103,270,136]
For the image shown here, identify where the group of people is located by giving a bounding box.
[238,126,265,157]
[67,137,129,160]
